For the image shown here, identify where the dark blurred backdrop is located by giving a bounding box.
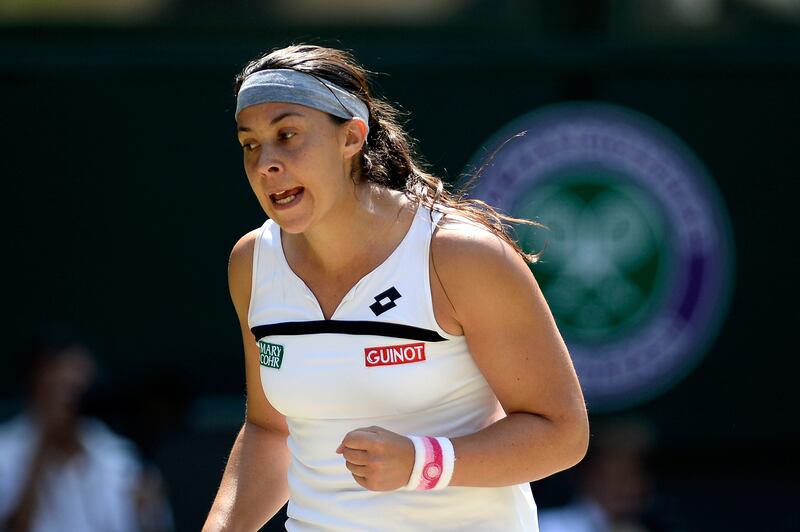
[2,1,799,530]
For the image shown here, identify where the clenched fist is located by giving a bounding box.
[336,426,415,491]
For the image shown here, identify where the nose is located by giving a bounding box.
[255,148,284,177]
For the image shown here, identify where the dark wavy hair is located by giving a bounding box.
[234,44,541,263]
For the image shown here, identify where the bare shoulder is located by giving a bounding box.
[229,228,260,271]
[431,215,533,288]
[430,213,546,332]
[228,228,262,317]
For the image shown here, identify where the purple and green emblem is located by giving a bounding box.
[468,103,734,410]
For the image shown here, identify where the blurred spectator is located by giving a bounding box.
[539,418,684,532]
[0,331,173,532]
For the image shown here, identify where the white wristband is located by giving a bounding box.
[404,435,426,490]
[403,435,455,491]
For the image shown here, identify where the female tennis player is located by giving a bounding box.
[203,44,588,531]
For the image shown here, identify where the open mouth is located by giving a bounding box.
[270,186,304,208]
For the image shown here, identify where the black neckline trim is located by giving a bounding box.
[251,320,447,342]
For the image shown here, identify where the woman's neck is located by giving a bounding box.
[284,183,413,275]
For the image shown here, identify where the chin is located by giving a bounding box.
[277,222,309,234]
[261,192,316,234]
[269,212,313,234]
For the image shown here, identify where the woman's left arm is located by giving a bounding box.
[434,224,589,486]
[337,223,589,490]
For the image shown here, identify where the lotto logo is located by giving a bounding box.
[365,342,426,367]
[369,286,402,316]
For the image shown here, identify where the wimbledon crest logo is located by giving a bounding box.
[467,103,734,410]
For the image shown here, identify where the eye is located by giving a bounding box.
[242,142,259,152]
[278,130,296,141]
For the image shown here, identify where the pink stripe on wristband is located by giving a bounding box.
[417,436,444,490]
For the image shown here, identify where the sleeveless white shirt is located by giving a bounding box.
[248,205,538,531]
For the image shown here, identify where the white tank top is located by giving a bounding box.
[248,205,538,531]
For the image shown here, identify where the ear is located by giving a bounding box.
[342,118,368,158]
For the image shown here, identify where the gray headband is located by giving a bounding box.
[235,68,370,136]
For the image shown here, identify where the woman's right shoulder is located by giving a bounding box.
[229,228,261,271]
[228,226,267,315]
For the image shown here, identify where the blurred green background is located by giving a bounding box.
[2,1,799,530]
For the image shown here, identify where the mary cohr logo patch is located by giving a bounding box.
[258,341,284,369]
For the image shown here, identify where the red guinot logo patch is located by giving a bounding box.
[364,342,426,367]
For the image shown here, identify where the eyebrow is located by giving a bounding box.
[237,111,305,132]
